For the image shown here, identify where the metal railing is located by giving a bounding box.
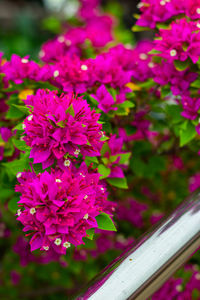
[75,191,200,300]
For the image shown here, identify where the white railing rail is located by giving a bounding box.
[75,191,200,300]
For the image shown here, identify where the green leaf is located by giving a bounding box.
[161,86,171,98]
[138,79,155,89]
[180,121,197,146]
[12,104,29,114]
[57,121,65,128]
[65,104,75,117]
[8,197,19,213]
[125,125,137,135]
[98,164,111,179]
[33,163,43,174]
[191,78,200,88]
[100,142,110,156]
[174,59,189,71]
[100,135,109,141]
[96,212,117,231]
[85,228,95,240]
[119,101,135,108]
[132,25,150,32]
[6,105,25,119]
[13,139,29,151]
[106,177,128,189]
[13,122,24,131]
[85,156,99,164]
[156,23,170,29]
[148,49,160,55]
[119,152,131,164]
[102,120,112,133]
[165,104,184,124]
[3,156,30,176]
[0,189,15,202]
[115,107,129,116]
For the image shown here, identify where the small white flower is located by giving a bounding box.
[137,2,144,8]
[148,62,155,68]
[20,136,25,141]
[84,195,88,199]
[43,246,49,251]
[197,23,200,29]
[55,178,62,183]
[80,172,86,178]
[74,149,80,155]
[81,64,88,71]
[30,207,36,215]
[160,0,166,5]
[175,285,182,292]
[22,123,26,129]
[197,8,200,14]
[27,114,33,121]
[101,131,105,137]
[125,44,132,49]
[139,53,148,60]
[17,209,21,216]
[64,159,71,167]
[65,39,71,46]
[58,36,65,43]
[53,70,59,77]
[195,273,200,280]
[54,238,62,246]
[39,50,45,58]
[21,58,28,63]
[100,187,105,191]
[170,49,177,57]
[83,213,89,220]
[16,172,22,178]
[63,241,71,248]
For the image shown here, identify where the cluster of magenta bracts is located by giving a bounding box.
[136,0,200,29]
[134,1,200,153]
[2,0,200,296]
[23,89,103,168]
[15,165,113,254]
[1,0,200,256]
[0,0,129,255]
[152,264,200,299]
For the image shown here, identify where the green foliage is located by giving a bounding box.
[98,164,111,179]
[85,228,95,240]
[65,104,75,117]
[106,177,128,189]
[180,121,197,147]
[3,155,30,177]
[8,197,19,213]
[96,213,117,231]
[174,59,190,71]
[42,17,62,34]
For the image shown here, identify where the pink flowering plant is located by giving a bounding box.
[2,0,200,298]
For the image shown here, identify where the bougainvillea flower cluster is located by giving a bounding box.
[16,164,113,254]
[136,0,185,29]
[154,18,200,64]
[2,0,200,297]
[23,89,103,168]
[152,61,198,96]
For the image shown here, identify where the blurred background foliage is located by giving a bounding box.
[0,0,146,60]
[0,1,197,300]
